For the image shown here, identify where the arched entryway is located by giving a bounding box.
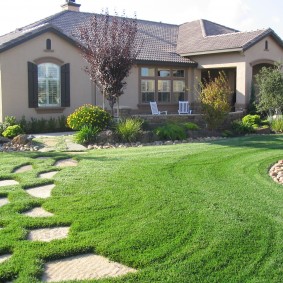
[251,60,275,103]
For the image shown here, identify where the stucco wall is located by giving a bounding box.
[0,31,93,122]
[0,57,2,121]
[191,35,283,110]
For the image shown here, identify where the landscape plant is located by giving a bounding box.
[0,135,283,282]
[74,11,142,116]
[200,71,231,129]
[115,118,143,142]
[74,125,99,144]
[67,104,111,131]
[154,123,186,140]
[270,115,283,132]
[255,63,283,115]
[2,124,24,138]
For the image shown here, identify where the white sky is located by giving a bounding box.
[0,0,283,38]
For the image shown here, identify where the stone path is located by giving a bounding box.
[23,207,54,218]
[42,254,137,282]
[28,227,70,242]
[25,184,56,199]
[0,157,137,281]
[13,165,33,173]
[0,254,12,264]
[0,197,9,207]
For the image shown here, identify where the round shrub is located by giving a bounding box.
[67,104,111,131]
[155,123,186,140]
[242,114,261,127]
[2,125,24,138]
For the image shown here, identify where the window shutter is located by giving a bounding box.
[28,62,38,108]
[61,63,70,107]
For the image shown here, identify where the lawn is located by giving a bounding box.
[1,134,283,282]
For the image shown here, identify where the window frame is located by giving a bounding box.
[140,66,187,104]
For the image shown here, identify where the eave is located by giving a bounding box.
[179,47,243,57]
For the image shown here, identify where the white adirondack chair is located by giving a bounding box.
[178,101,191,115]
[150,101,167,115]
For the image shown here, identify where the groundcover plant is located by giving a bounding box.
[0,134,283,282]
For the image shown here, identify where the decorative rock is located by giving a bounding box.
[269,160,283,184]
[12,134,32,145]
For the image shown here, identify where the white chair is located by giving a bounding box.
[150,101,167,115]
[178,101,190,115]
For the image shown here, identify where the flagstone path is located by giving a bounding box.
[0,157,137,282]
[22,207,54,217]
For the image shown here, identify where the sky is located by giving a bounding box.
[0,0,283,38]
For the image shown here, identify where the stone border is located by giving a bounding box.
[269,160,283,184]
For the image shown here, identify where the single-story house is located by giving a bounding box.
[0,0,283,122]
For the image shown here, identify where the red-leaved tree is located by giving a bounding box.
[74,10,142,116]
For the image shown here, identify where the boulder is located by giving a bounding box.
[11,134,33,145]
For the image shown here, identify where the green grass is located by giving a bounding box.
[1,135,283,282]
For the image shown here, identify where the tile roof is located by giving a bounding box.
[0,11,195,64]
[0,12,282,61]
[177,19,283,55]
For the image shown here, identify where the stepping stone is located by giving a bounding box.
[39,171,58,179]
[0,198,9,207]
[0,180,19,187]
[41,254,137,282]
[25,184,55,199]
[28,227,69,242]
[0,254,12,264]
[13,165,33,173]
[22,207,54,218]
[54,158,78,167]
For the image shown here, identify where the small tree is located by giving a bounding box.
[255,64,283,116]
[200,71,231,129]
[74,11,142,116]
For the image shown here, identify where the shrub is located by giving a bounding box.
[67,104,111,131]
[0,116,17,136]
[200,71,231,129]
[231,120,254,135]
[74,125,99,144]
[182,122,200,131]
[155,123,186,140]
[116,118,143,142]
[270,115,283,133]
[242,114,261,128]
[2,125,24,138]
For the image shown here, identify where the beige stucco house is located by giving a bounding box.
[0,0,283,122]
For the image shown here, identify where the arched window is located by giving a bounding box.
[38,63,61,107]
[265,40,269,50]
[46,39,52,50]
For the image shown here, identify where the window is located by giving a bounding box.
[158,69,170,77]
[140,67,186,103]
[28,61,70,108]
[172,80,185,102]
[141,80,155,102]
[158,80,171,102]
[265,40,269,50]
[141,67,155,77]
[38,63,61,107]
[46,39,52,50]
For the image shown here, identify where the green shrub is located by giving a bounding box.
[116,118,143,142]
[182,122,200,131]
[231,120,254,135]
[18,115,69,134]
[270,116,283,133]
[155,123,186,140]
[74,125,99,144]
[67,104,111,131]
[0,116,17,136]
[2,125,24,138]
[242,114,261,128]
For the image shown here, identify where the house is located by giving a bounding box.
[0,0,283,122]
